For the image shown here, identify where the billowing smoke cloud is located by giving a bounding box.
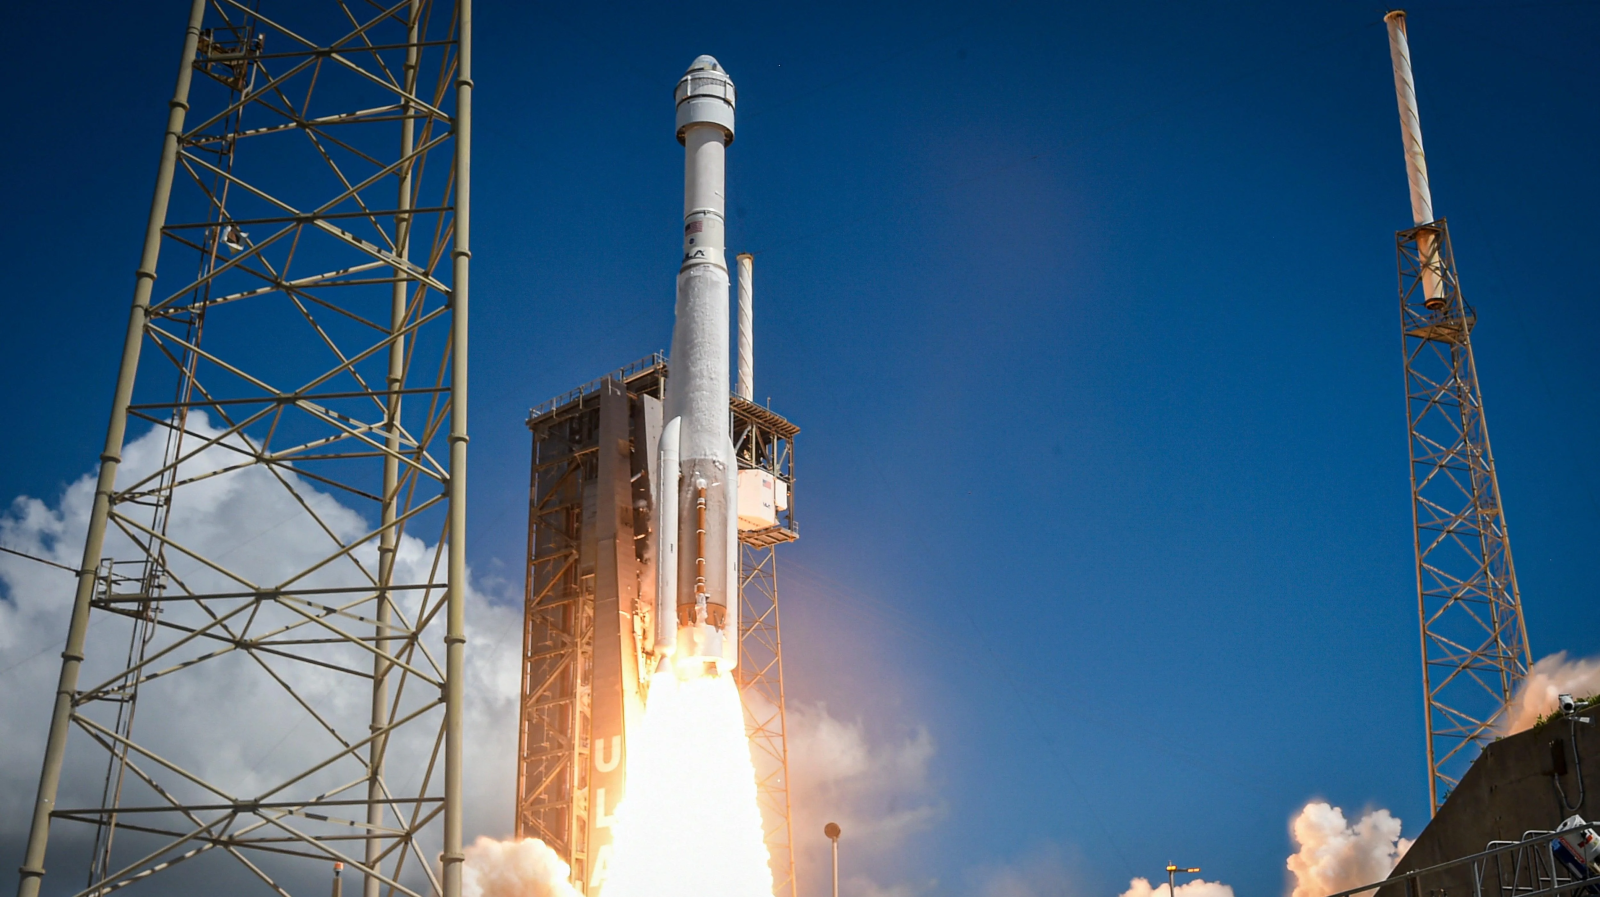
[1504,652,1600,735]
[462,836,580,897]
[1287,802,1412,897]
[786,701,942,847]
[0,416,523,878]
[1118,877,1235,897]
[784,700,943,897]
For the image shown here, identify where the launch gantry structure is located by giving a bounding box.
[518,356,799,897]
[15,2,472,896]
[518,55,796,897]
[1384,11,1531,813]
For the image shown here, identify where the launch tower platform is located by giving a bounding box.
[517,353,798,896]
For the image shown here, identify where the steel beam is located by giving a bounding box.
[16,3,207,894]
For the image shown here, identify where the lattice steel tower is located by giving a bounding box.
[16,2,472,895]
[1384,10,1530,813]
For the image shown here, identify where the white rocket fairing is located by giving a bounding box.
[654,55,739,677]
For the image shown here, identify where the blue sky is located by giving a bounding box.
[2,2,1598,896]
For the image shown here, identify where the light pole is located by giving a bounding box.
[826,822,842,897]
[1166,863,1201,897]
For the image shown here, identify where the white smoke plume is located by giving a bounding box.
[1504,652,1600,735]
[462,836,580,897]
[1118,877,1235,897]
[786,700,943,849]
[1287,802,1412,897]
[783,700,943,897]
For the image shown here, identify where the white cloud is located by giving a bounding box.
[0,416,523,884]
[1118,877,1234,897]
[1286,802,1412,897]
[1,416,946,897]
[1504,652,1600,735]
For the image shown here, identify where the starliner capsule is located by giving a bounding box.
[654,56,739,677]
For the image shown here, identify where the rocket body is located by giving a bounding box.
[655,56,739,676]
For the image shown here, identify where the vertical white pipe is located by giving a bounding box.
[1386,11,1434,227]
[736,253,754,401]
[16,7,207,896]
[442,0,471,893]
[1385,10,1445,305]
[724,454,739,672]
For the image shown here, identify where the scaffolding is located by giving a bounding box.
[1399,219,1532,812]
[519,358,799,897]
[733,395,800,897]
[519,358,668,889]
[15,2,471,895]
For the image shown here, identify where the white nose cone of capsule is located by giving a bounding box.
[655,55,739,678]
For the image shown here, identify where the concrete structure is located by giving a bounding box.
[1378,715,1600,897]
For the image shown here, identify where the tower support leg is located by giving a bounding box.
[442,3,472,893]
[15,3,206,894]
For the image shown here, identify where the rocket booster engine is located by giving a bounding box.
[654,56,739,677]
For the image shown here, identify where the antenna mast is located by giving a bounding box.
[1385,10,1531,814]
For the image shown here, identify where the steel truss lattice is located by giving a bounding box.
[520,360,667,892]
[1398,219,1530,812]
[16,2,472,896]
[738,544,797,897]
[732,393,799,897]
[519,392,603,876]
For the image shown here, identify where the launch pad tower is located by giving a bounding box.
[518,357,799,896]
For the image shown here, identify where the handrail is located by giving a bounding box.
[1321,828,1591,897]
[527,352,667,421]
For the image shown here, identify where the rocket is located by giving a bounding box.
[653,56,739,678]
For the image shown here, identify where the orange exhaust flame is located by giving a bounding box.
[599,671,773,897]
